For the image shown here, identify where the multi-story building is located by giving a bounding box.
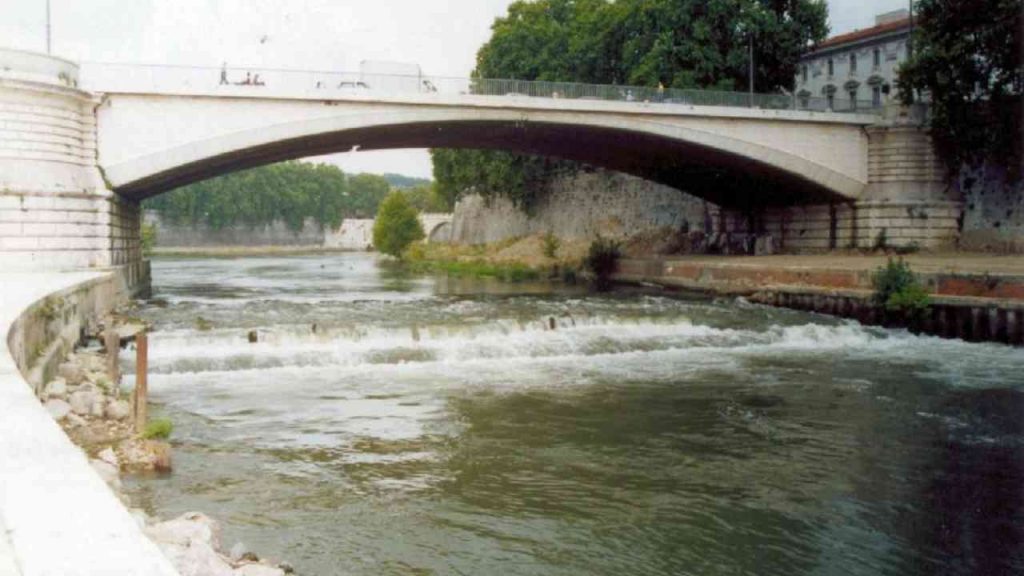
[795,10,912,111]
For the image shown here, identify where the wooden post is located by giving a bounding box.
[134,332,149,434]
[105,329,120,386]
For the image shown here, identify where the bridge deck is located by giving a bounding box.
[80,61,881,125]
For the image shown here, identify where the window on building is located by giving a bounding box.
[827,58,834,76]
[802,65,808,83]
[849,88,858,110]
[826,94,834,110]
[850,53,857,73]
[872,86,882,107]
[873,48,881,68]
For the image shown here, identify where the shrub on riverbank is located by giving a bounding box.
[141,223,157,257]
[585,236,622,291]
[872,258,931,316]
[542,232,560,259]
[373,191,425,258]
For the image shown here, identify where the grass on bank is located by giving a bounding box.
[401,235,584,283]
[142,418,174,440]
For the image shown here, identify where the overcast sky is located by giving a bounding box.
[2,0,909,178]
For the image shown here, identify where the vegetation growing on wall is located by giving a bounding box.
[898,0,1023,177]
[144,162,393,231]
[432,0,830,209]
[432,150,577,211]
[402,183,454,213]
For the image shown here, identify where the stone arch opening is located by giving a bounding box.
[427,221,452,244]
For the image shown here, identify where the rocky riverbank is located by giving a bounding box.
[37,339,295,575]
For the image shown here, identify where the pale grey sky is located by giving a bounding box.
[1,0,909,178]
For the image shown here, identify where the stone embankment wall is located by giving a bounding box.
[143,211,325,248]
[449,170,713,245]
[324,218,374,250]
[958,164,1024,253]
[615,257,1024,346]
[2,270,178,575]
[146,213,451,251]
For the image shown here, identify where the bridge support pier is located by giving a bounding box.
[0,49,147,288]
[717,106,962,253]
[853,106,962,251]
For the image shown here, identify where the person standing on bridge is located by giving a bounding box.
[657,82,665,102]
[219,63,229,85]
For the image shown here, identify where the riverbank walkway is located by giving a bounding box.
[619,253,1024,299]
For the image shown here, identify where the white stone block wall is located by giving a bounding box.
[1,53,143,274]
[324,219,374,250]
[857,122,961,249]
[762,204,857,251]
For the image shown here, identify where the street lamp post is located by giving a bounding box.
[748,35,754,105]
[46,0,51,54]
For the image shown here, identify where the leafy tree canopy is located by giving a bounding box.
[145,162,394,231]
[436,0,829,209]
[373,191,425,258]
[898,0,1023,175]
[402,183,454,213]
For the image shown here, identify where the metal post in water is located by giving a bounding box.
[105,328,120,386]
[134,332,149,433]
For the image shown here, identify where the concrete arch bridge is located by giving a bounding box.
[0,51,959,273]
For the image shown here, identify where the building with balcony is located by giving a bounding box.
[796,10,912,111]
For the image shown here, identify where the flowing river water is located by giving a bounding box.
[122,253,1024,576]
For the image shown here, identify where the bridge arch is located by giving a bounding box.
[100,103,868,209]
[427,221,452,244]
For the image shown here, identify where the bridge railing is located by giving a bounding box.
[80,62,880,114]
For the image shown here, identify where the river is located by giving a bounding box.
[122,253,1024,576]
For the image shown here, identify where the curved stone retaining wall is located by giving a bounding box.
[0,271,177,575]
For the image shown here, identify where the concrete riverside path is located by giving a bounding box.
[616,253,1024,297]
[614,253,1024,345]
[0,273,178,576]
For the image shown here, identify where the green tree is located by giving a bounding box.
[347,174,391,218]
[373,191,425,258]
[898,0,1023,175]
[435,0,829,209]
[403,184,452,212]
